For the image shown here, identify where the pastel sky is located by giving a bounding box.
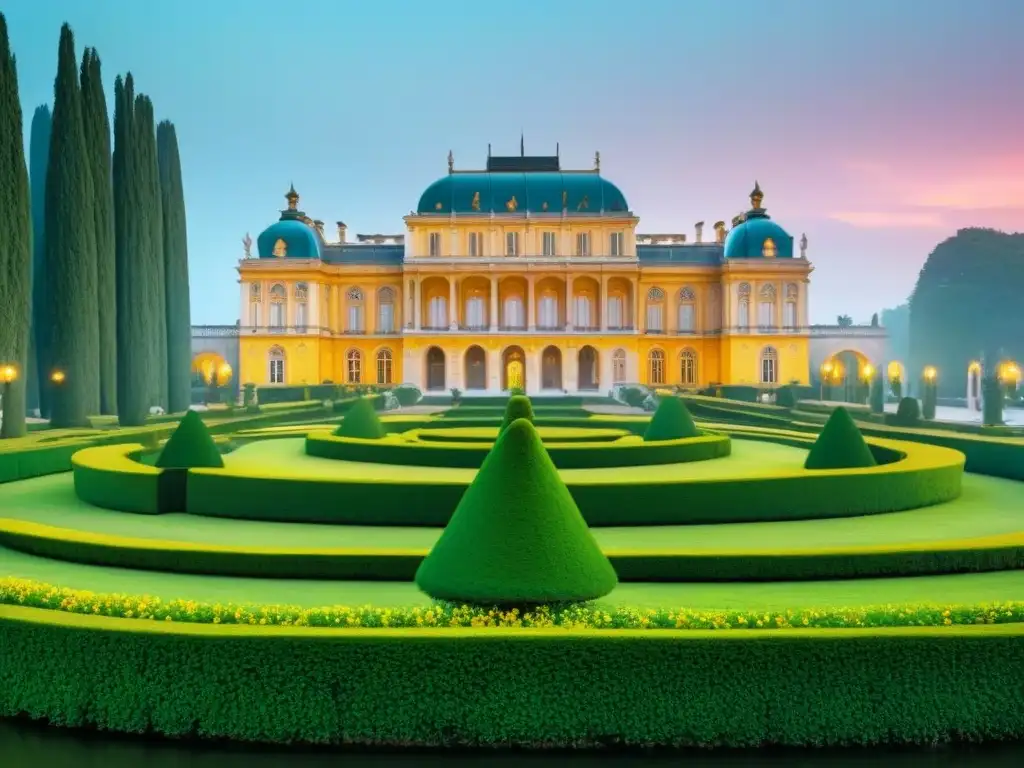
[6,0,1024,324]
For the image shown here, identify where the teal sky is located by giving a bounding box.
[6,0,1024,323]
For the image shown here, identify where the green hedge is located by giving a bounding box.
[303,430,732,470]
[71,444,172,514]
[441,406,591,419]
[3,606,1024,747]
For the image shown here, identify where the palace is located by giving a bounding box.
[237,147,813,394]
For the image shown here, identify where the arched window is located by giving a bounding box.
[377,286,396,333]
[294,282,309,329]
[574,292,593,328]
[758,283,776,328]
[646,287,665,333]
[680,348,698,386]
[607,294,625,329]
[249,283,262,327]
[376,348,393,384]
[269,283,286,329]
[762,238,777,258]
[612,349,626,384]
[502,295,525,329]
[737,282,751,330]
[784,283,798,328]
[677,286,696,333]
[760,346,779,385]
[268,346,285,384]
[428,295,448,329]
[538,292,559,329]
[346,287,364,333]
[464,291,486,329]
[346,349,362,384]
[648,349,665,385]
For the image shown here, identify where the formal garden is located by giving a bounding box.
[1,385,1024,749]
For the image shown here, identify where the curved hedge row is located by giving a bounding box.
[2,605,1024,747]
[186,434,964,527]
[416,426,631,444]
[72,443,177,514]
[304,429,732,470]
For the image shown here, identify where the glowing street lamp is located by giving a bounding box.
[1,364,17,385]
[861,363,875,381]
[217,362,233,386]
[923,366,937,383]
[50,370,66,385]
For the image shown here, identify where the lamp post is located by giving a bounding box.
[922,366,937,420]
[1,364,18,437]
[819,361,834,401]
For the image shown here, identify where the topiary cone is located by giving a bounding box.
[415,418,618,606]
[644,396,700,442]
[804,406,877,470]
[499,394,534,433]
[155,409,223,468]
[333,397,385,439]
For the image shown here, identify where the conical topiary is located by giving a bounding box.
[155,409,223,468]
[334,397,386,439]
[643,396,700,441]
[499,394,534,433]
[415,418,618,606]
[804,406,877,470]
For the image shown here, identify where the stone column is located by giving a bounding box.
[526,349,540,395]
[634,281,642,331]
[364,285,376,335]
[403,346,421,389]
[565,275,573,332]
[527,275,536,331]
[489,275,499,331]
[413,277,422,331]
[488,347,501,393]
[449,277,458,330]
[447,345,461,390]
[565,345,578,393]
[599,275,608,332]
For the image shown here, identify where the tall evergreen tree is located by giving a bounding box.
[0,13,33,438]
[28,105,52,418]
[136,95,167,409]
[81,48,117,415]
[157,121,192,414]
[44,24,99,427]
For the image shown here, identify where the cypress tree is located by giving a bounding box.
[0,13,33,438]
[44,24,99,427]
[28,105,52,418]
[114,74,150,425]
[157,121,192,414]
[136,95,167,410]
[81,48,117,415]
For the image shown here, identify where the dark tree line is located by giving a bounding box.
[0,16,192,435]
[909,228,1024,396]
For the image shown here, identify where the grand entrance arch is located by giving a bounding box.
[578,345,598,390]
[541,346,563,390]
[464,345,486,390]
[425,346,446,391]
[825,349,869,403]
[502,345,525,391]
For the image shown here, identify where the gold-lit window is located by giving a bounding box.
[762,238,777,258]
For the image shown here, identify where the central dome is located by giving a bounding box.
[416,151,629,215]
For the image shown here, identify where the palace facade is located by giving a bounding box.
[237,148,813,394]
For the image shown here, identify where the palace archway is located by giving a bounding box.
[578,345,598,390]
[464,345,487,390]
[425,346,446,391]
[502,345,526,391]
[541,345,563,390]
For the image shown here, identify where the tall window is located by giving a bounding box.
[346,287,364,332]
[468,232,482,257]
[376,348,393,384]
[347,349,362,384]
[249,283,261,327]
[607,295,624,329]
[377,286,395,333]
[542,231,557,257]
[269,283,286,329]
[538,294,559,329]
[677,286,696,333]
[574,295,592,328]
[758,284,776,328]
[610,231,624,257]
[612,349,626,383]
[294,283,309,329]
[268,346,285,384]
[428,296,448,328]
[737,282,751,330]
[760,346,779,385]
[505,232,519,257]
[428,232,441,257]
[784,283,799,328]
[680,349,697,385]
[465,295,486,328]
[645,287,665,333]
[648,349,665,385]
[576,232,590,257]
[503,296,525,328]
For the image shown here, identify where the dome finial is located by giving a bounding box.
[447,150,454,174]
[285,183,299,211]
[750,181,763,210]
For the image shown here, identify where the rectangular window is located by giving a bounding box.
[784,302,797,328]
[758,301,775,328]
[574,296,592,328]
[347,306,363,333]
[503,297,524,328]
[377,354,392,384]
[610,232,624,257]
[428,232,441,257]
[505,231,519,257]
[738,301,750,329]
[678,304,695,333]
[575,232,590,257]
[465,297,486,328]
[607,297,623,329]
[269,359,284,384]
[542,231,557,257]
[269,303,284,329]
[378,303,394,333]
[646,305,663,333]
[468,232,482,257]
[295,302,307,330]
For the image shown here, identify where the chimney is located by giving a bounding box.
[713,221,726,244]
[695,221,704,244]
[313,219,325,238]
[336,221,347,243]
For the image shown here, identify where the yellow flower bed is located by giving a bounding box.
[1,577,1022,630]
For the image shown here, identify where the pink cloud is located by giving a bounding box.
[827,211,946,229]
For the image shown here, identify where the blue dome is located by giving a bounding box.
[416,172,629,215]
[257,218,321,259]
[723,212,794,259]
